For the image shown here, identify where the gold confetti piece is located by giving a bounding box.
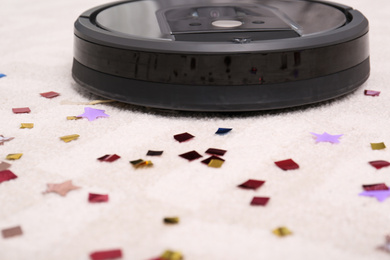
[130,159,153,168]
[163,217,180,224]
[272,227,292,237]
[161,250,183,260]
[371,142,386,150]
[208,159,224,168]
[6,153,23,160]
[20,123,34,129]
[60,134,80,143]
[88,99,116,105]
[66,116,82,120]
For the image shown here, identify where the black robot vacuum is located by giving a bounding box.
[72,0,369,111]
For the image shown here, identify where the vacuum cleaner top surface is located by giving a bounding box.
[72,0,369,111]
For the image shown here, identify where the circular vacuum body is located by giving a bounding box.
[72,0,369,111]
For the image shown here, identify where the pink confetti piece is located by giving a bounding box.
[97,154,121,162]
[0,161,11,171]
[174,132,194,143]
[369,160,390,169]
[205,148,227,156]
[179,150,202,161]
[12,107,31,114]
[43,180,80,197]
[78,107,109,121]
[363,183,389,191]
[364,90,380,96]
[238,179,265,190]
[89,193,109,203]
[274,159,299,171]
[0,170,17,184]
[90,249,122,260]
[201,155,225,165]
[311,132,343,144]
[0,135,14,145]
[2,226,23,238]
[40,91,60,98]
[250,196,270,206]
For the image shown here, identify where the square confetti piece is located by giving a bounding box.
[208,159,224,168]
[215,128,232,135]
[67,116,82,120]
[2,226,22,238]
[272,227,292,237]
[201,155,225,165]
[369,160,390,169]
[161,250,183,260]
[371,142,386,150]
[238,179,265,190]
[363,183,389,191]
[0,73,6,78]
[130,159,153,168]
[179,151,202,161]
[364,90,380,96]
[147,150,164,156]
[40,91,60,98]
[90,249,122,260]
[12,107,31,114]
[205,148,227,156]
[274,159,299,170]
[163,217,180,224]
[97,154,120,162]
[250,196,270,206]
[6,153,23,160]
[89,193,109,203]
[0,161,11,171]
[174,132,194,143]
[20,123,34,129]
[60,134,79,143]
[0,170,17,183]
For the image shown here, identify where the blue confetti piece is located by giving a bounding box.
[0,74,6,78]
[215,128,232,135]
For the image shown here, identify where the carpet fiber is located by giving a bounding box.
[1,0,390,259]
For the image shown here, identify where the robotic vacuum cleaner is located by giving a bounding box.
[72,0,369,111]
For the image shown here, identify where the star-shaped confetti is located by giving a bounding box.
[311,132,343,144]
[274,159,299,171]
[40,91,60,98]
[369,160,390,169]
[359,190,390,202]
[89,193,109,203]
[238,179,265,190]
[0,135,14,145]
[90,249,123,260]
[173,132,194,143]
[0,170,18,184]
[43,180,80,196]
[215,128,232,135]
[78,107,109,121]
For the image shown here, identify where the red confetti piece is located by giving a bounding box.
[174,132,194,143]
[12,107,31,114]
[238,179,265,190]
[274,159,299,170]
[89,193,109,203]
[364,90,380,96]
[97,154,121,162]
[250,196,270,206]
[40,91,60,98]
[205,148,227,156]
[2,226,23,238]
[369,160,390,169]
[0,170,17,184]
[90,249,122,260]
[363,183,389,191]
[201,155,225,165]
[179,150,202,161]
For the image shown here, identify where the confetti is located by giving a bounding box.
[40,91,60,98]
[274,159,299,171]
[0,170,17,184]
[378,235,390,254]
[0,161,11,171]
[250,196,270,206]
[363,183,389,191]
[61,100,116,105]
[0,73,6,78]
[359,190,390,202]
[89,193,109,203]
[6,153,23,160]
[310,132,343,144]
[12,107,31,114]
[78,107,109,121]
[208,159,224,168]
[97,154,121,162]
[20,123,34,129]
[88,100,116,105]
[238,179,265,190]
[205,148,227,156]
[2,226,23,238]
[60,134,79,143]
[369,160,390,169]
[173,132,194,143]
[90,249,122,260]
[179,150,202,161]
[364,90,380,96]
[272,227,292,237]
[215,128,232,135]
[66,116,82,120]
[163,217,180,224]
[371,142,386,150]
[130,159,153,168]
[160,250,183,260]
[201,155,225,165]
[43,180,80,196]
[0,135,14,145]
[147,150,164,156]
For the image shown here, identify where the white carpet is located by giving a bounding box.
[1,0,390,259]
